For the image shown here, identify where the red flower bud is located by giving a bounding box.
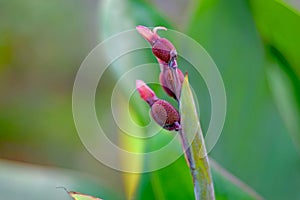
[151,99,181,131]
[158,60,184,100]
[136,26,177,66]
[136,80,158,106]
[136,80,181,131]
[152,38,177,66]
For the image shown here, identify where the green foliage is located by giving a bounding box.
[1,0,300,199]
[179,75,214,199]
[250,0,300,77]
[137,156,194,200]
[66,191,103,200]
[0,160,117,200]
[188,0,300,199]
[250,0,300,150]
[211,159,263,200]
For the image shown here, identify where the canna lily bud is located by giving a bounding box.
[136,26,184,100]
[151,99,181,131]
[136,25,177,67]
[158,59,184,100]
[136,80,181,131]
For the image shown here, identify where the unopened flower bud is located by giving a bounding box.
[158,60,184,100]
[151,99,181,131]
[136,25,177,66]
[152,38,177,67]
[136,80,181,131]
[136,26,184,100]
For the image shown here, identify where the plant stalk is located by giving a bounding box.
[179,127,215,200]
[177,74,215,200]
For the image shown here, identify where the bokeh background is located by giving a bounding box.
[1,0,300,199]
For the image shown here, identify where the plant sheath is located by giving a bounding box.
[179,75,215,200]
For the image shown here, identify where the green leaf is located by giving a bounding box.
[0,159,118,200]
[210,159,263,200]
[187,0,300,199]
[67,191,103,200]
[116,92,144,198]
[137,156,264,200]
[137,156,194,200]
[250,0,300,77]
[179,74,262,199]
[265,47,300,152]
[179,74,215,199]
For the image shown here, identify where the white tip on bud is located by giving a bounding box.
[153,26,167,34]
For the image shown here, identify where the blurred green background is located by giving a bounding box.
[1,0,300,199]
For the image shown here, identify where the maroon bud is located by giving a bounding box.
[152,38,177,66]
[151,100,181,131]
[136,80,181,131]
[136,80,158,106]
[158,60,184,100]
[136,26,177,66]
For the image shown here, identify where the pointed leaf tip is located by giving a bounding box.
[68,191,103,200]
[184,72,189,82]
[57,187,103,200]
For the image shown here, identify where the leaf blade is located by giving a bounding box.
[187,0,300,198]
[68,191,103,200]
[179,74,215,199]
[250,0,300,77]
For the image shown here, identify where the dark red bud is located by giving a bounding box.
[136,25,177,65]
[136,80,181,131]
[151,99,181,131]
[152,38,177,65]
[159,62,184,100]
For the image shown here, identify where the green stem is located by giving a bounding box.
[178,75,215,200]
[179,127,215,200]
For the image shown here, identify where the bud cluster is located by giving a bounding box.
[136,25,184,132]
